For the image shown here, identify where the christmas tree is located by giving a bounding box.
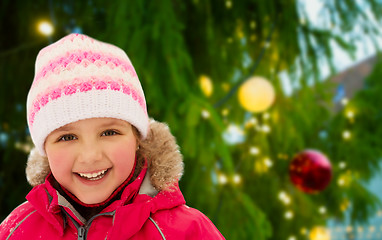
[1,1,382,239]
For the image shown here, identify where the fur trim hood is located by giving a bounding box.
[26,119,184,191]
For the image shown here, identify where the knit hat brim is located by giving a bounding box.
[30,89,148,156]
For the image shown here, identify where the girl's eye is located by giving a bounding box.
[102,130,118,136]
[58,134,77,142]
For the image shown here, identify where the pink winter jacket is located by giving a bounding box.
[0,120,225,239]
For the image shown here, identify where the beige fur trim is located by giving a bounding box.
[26,148,50,187]
[26,119,184,191]
[139,120,184,191]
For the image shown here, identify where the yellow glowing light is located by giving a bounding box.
[341,98,349,106]
[346,226,353,232]
[346,110,355,119]
[264,158,273,167]
[261,124,271,133]
[225,0,232,8]
[285,210,294,219]
[254,159,271,173]
[337,178,346,187]
[236,28,244,39]
[249,146,260,155]
[222,83,230,92]
[309,226,330,240]
[337,172,352,187]
[250,21,256,29]
[301,228,307,235]
[238,76,275,113]
[319,206,327,214]
[218,173,228,185]
[245,117,258,128]
[15,141,33,153]
[342,130,351,140]
[199,75,213,97]
[37,21,54,36]
[233,174,241,184]
[288,236,296,240]
[278,191,291,205]
[222,108,229,116]
[377,210,382,216]
[340,199,350,212]
[339,161,346,169]
[263,112,270,120]
[201,109,210,119]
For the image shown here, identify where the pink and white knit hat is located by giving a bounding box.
[27,33,149,156]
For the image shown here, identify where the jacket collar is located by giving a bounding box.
[26,166,147,234]
[26,165,185,236]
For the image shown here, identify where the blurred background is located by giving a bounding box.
[1,0,382,239]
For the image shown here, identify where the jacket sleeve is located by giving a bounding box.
[182,206,225,240]
[152,205,226,240]
[0,202,36,240]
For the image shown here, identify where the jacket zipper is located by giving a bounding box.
[62,208,115,240]
[78,226,86,240]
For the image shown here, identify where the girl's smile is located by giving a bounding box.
[44,118,137,204]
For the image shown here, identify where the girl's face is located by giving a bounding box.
[45,118,137,204]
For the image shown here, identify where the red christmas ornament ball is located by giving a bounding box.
[289,150,332,193]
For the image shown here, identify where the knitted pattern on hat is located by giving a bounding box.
[27,33,149,156]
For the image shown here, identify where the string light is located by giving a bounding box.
[341,98,349,106]
[262,124,271,133]
[342,130,351,140]
[377,210,382,216]
[250,20,256,29]
[225,0,232,8]
[199,75,213,97]
[201,109,210,119]
[37,20,54,36]
[300,18,307,25]
[340,199,350,211]
[345,110,355,119]
[233,174,242,184]
[278,191,291,205]
[223,124,245,145]
[222,108,229,116]
[346,226,353,233]
[319,206,327,214]
[285,210,294,219]
[337,178,346,186]
[338,162,346,169]
[264,157,273,167]
[309,226,330,240]
[263,112,270,120]
[249,146,260,155]
[245,117,258,128]
[14,141,33,153]
[218,173,228,185]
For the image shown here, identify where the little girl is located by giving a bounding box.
[0,33,225,239]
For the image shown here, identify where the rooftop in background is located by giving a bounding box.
[331,55,378,112]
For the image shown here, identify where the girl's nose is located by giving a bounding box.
[77,141,103,164]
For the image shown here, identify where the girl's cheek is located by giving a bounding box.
[47,149,72,170]
[112,143,136,166]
